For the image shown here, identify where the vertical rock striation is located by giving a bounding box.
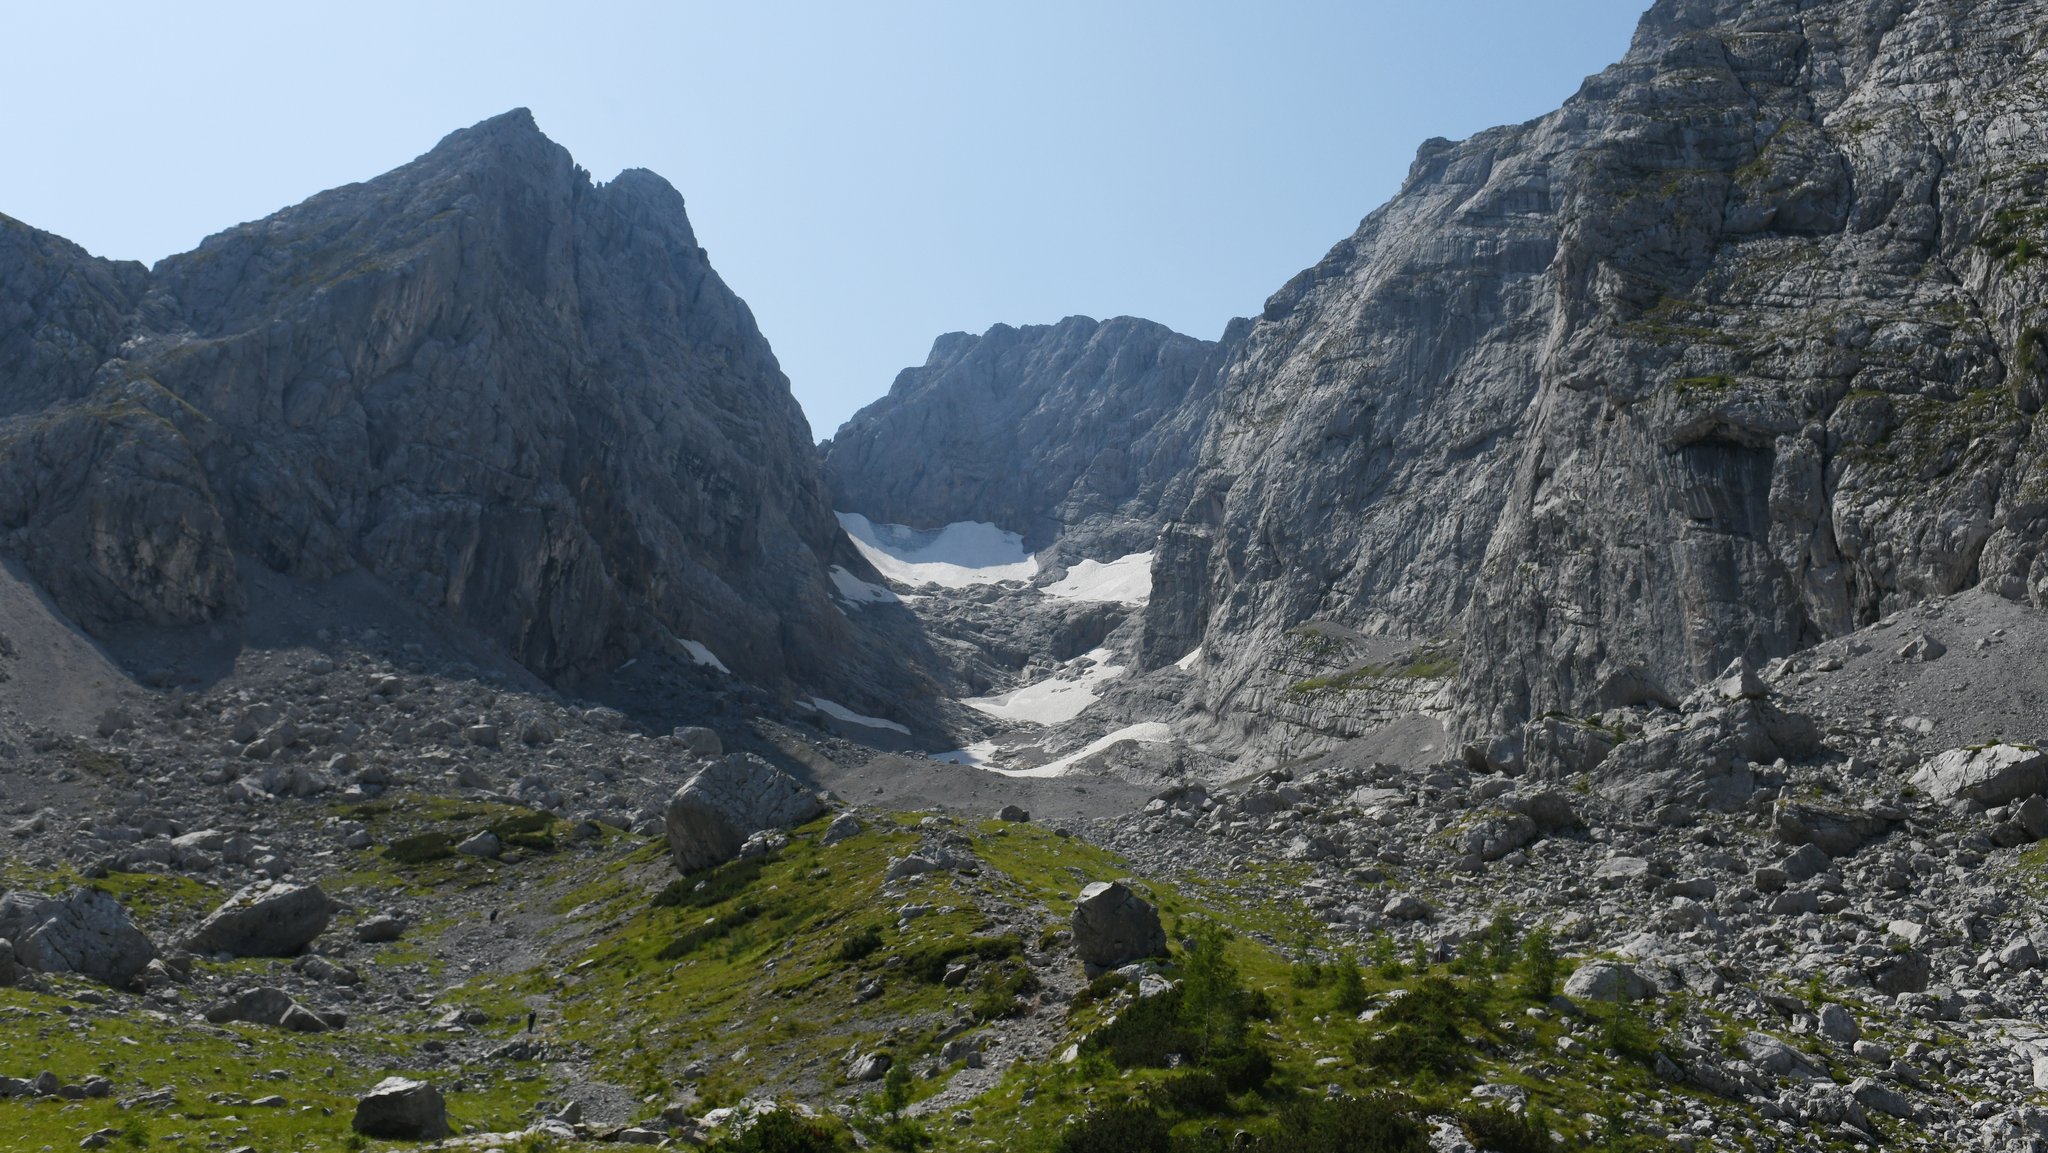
[0,110,928,717]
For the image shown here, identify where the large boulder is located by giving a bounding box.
[0,888,157,986]
[663,753,825,873]
[1912,744,2048,806]
[203,986,337,1032]
[184,882,334,957]
[0,937,15,986]
[1563,961,1655,1003]
[351,1077,448,1139]
[1071,881,1165,968]
[1772,800,1892,857]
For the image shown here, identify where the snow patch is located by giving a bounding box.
[829,565,900,605]
[1174,646,1203,671]
[962,647,1123,725]
[805,697,911,735]
[1042,552,1153,606]
[987,722,1174,779]
[932,741,997,767]
[836,512,1038,588]
[681,640,730,674]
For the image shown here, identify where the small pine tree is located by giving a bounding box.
[1332,953,1369,1015]
[1516,926,1557,1002]
[880,1058,912,1117]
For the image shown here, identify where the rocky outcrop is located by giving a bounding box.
[1070,880,1165,968]
[0,109,931,722]
[0,888,156,986]
[823,316,1237,556]
[351,1077,448,1139]
[663,753,826,873]
[185,882,334,957]
[1912,744,2048,806]
[1132,0,2048,748]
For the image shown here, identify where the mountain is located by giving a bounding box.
[0,109,929,718]
[822,315,1241,557]
[826,0,2048,758]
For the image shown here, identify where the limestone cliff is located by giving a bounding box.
[0,110,929,717]
[822,315,1238,557]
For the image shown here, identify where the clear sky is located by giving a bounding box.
[1,1,1647,438]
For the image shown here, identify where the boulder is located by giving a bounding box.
[455,830,502,859]
[203,986,337,1032]
[1071,881,1165,968]
[1563,961,1655,1003]
[0,888,157,986]
[994,804,1030,822]
[1772,800,1890,858]
[673,726,723,758]
[184,882,334,957]
[1455,812,1537,861]
[351,1077,448,1140]
[1912,744,2048,806]
[356,915,404,943]
[1712,657,1767,701]
[820,812,863,845]
[1505,789,1582,832]
[663,753,825,874]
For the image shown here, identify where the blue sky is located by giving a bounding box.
[0,1,1646,436]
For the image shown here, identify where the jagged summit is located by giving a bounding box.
[0,110,928,725]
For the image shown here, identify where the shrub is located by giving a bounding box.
[1159,1069,1230,1114]
[1479,911,1519,973]
[1516,927,1557,1001]
[657,903,764,960]
[1331,953,1369,1014]
[1352,977,1473,1077]
[1461,1104,1554,1153]
[1270,1095,1431,1153]
[1053,1103,1172,1153]
[384,832,453,864]
[653,857,769,909]
[705,1109,846,1152]
[489,809,557,852]
[834,925,884,964]
[1071,970,1130,1007]
[899,935,1022,984]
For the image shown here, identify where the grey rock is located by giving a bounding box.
[663,753,825,874]
[1780,843,1834,884]
[350,1077,448,1140]
[0,109,933,713]
[846,1052,892,1083]
[1071,881,1165,968]
[820,812,863,845]
[203,987,335,1032]
[1850,1076,1916,1120]
[1563,961,1654,1003]
[184,882,334,957]
[1912,744,2048,806]
[0,936,13,986]
[355,915,404,944]
[673,727,723,758]
[994,804,1030,823]
[824,316,1235,559]
[0,888,156,986]
[455,830,501,859]
[1773,801,1889,858]
[1816,1003,1860,1047]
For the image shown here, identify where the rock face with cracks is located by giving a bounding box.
[0,108,931,722]
[0,888,156,986]
[1069,880,1165,968]
[184,882,334,958]
[663,752,826,873]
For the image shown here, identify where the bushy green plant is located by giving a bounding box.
[1352,977,1474,1077]
[1054,1103,1172,1153]
[653,856,770,909]
[1462,1104,1554,1153]
[1516,927,1557,1001]
[1331,953,1369,1014]
[705,1109,847,1153]
[834,924,883,964]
